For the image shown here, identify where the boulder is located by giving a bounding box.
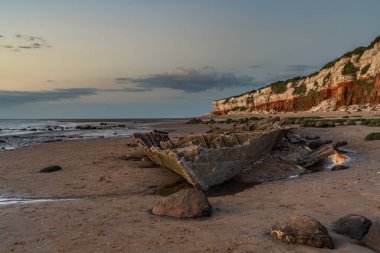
[152,188,212,218]
[271,215,334,249]
[333,214,372,240]
[39,165,62,173]
[362,221,380,251]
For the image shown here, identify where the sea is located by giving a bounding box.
[0,119,184,150]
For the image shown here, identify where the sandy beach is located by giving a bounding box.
[0,118,380,253]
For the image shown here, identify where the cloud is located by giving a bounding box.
[0,88,101,107]
[0,86,150,107]
[115,68,255,93]
[122,87,152,92]
[248,65,262,69]
[283,65,317,72]
[0,34,51,52]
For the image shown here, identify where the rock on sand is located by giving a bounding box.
[152,188,212,218]
[271,215,334,249]
[333,214,372,240]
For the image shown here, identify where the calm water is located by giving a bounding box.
[0,119,183,150]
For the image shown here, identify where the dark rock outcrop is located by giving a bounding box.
[152,188,212,218]
[271,215,334,249]
[75,125,97,130]
[333,214,372,240]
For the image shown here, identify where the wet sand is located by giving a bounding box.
[0,120,379,252]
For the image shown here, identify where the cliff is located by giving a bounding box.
[212,36,380,115]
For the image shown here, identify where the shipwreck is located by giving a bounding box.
[133,129,287,190]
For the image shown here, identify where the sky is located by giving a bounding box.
[1,0,380,119]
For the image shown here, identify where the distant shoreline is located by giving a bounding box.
[0,118,190,122]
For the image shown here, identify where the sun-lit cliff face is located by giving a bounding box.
[212,36,380,115]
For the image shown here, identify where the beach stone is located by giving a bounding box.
[362,221,380,251]
[271,215,334,249]
[152,188,212,218]
[333,214,372,240]
[39,165,62,173]
[308,140,333,150]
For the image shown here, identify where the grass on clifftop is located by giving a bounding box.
[270,81,288,94]
[342,61,359,76]
[365,132,380,141]
[321,35,380,71]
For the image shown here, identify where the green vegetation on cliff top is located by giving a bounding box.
[342,61,359,76]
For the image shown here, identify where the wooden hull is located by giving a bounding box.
[134,129,287,190]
